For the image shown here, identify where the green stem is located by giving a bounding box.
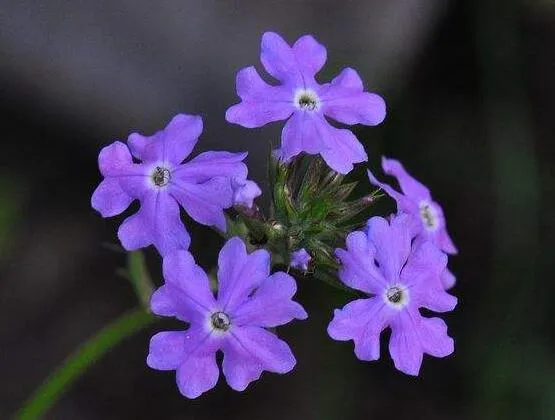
[15,308,156,420]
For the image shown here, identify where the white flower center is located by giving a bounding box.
[294,89,320,111]
[384,284,409,309]
[150,166,171,187]
[210,311,231,331]
[419,200,439,231]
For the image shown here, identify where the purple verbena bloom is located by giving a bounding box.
[147,237,307,398]
[231,177,262,208]
[368,157,457,254]
[327,214,457,376]
[91,114,249,256]
[226,32,386,174]
[290,248,311,271]
[368,157,458,289]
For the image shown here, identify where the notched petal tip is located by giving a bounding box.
[234,66,266,99]
[332,67,364,91]
[176,351,220,399]
[168,113,203,132]
[149,286,176,317]
[292,34,327,76]
[439,229,459,255]
[146,331,187,371]
[117,215,152,252]
[222,327,297,392]
[224,105,239,124]
[327,310,349,341]
[441,269,457,290]
[366,93,387,126]
[223,235,248,255]
[91,179,133,218]
[261,31,286,45]
[98,141,134,176]
[294,303,309,320]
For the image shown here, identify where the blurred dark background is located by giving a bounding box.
[1,0,554,419]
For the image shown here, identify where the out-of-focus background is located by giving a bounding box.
[1,0,554,419]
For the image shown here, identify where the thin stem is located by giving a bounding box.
[15,308,156,420]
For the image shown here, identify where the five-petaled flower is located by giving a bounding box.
[91,114,250,256]
[226,32,386,174]
[327,214,457,376]
[368,157,458,288]
[147,237,307,398]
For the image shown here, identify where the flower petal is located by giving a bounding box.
[280,111,325,160]
[319,121,368,174]
[320,68,386,126]
[328,67,364,90]
[226,66,294,128]
[156,250,216,321]
[117,191,190,256]
[222,326,296,391]
[147,327,220,399]
[127,132,151,161]
[292,35,327,81]
[418,316,454,358]
[388,309,454,375]
[260,32,302,86]
[149,285,181,318]
[97,142,149,195]
[441,268,456,290]
[335,230,386,294]
[131,114,203,164]
[327,297,392,361]
[117,211,151,251]
[91,178,133,217]
[98,141,142,177]
[173,151,248,184]
[367,169,416,214]
[365,215,412,283]
[388,308,424,375]
[216,237,270,312]
[401,239,447,288]
[381,157,430,201]
[170,177,233,231]
[401,240,457,312]
[232,272,307,327]
[147,330,192,371]
[437,227,458,255]
[176,351,219,399]
[232,178,262,208]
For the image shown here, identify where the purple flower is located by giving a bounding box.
[231,177,262,208]
[290,248,311,271]
[368,157,458,289]
[91,114,249,256]
[368,157,457,254]
[147,237,307,398]
[327,214,457,376]
[226,32,386,174]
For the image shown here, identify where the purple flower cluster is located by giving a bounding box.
[91,31,458,398]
